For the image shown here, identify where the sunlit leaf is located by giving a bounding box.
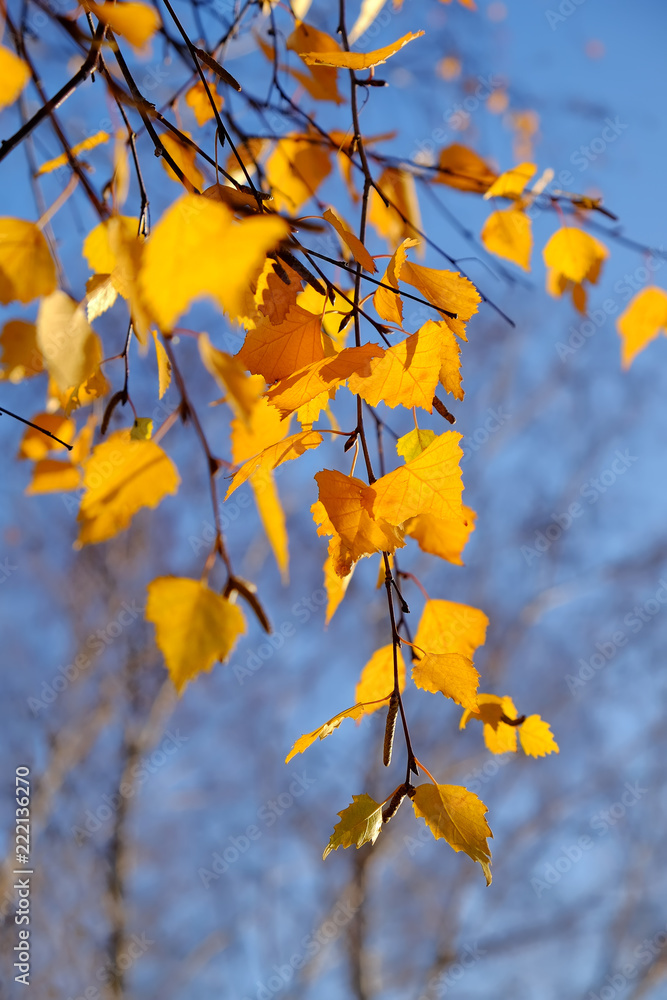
[483,162,536,201]
[519,715,559,757]
[266,343,383,417]
[415,598,488,659]
[0,320,43,382]
[355,644,405,716]
[617,286,667,369]
[286,701,385,762]
[36,291,100,393]
[0,46,30,110]
[481,208,532,271]
[412,783,492,884]
[36,131,110,176]
[323,207,376,272]
[0,219,57,304]
[84,1,161,48]
[435,144,497,193]
[349,322,445,411]
[370,432,464,525]
[404,506,476,565]
[301,31,424,70]
[323,794,384,859]
[412,652,479,711]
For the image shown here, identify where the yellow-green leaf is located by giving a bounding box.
[286,701,387,762]
[412,783,492,884]
[323,794,383,859]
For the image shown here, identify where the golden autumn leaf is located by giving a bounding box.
[323,794,384,859]
[286,22,343,104]
[481,208,532,271]
[152,331,172,399]
[412,652,479,711]
[370,431,464,526]
[404,506,476,565]
[415,598,488,659]
[435,322,464,399]
[348,324,443,411]
[0,46,30,110]
[198,333,263,424]
[617,286,667,369]
[226,429,323,498]
[0,219,57,304]
[460,693,518,754]
[77,429,180,546]
[26,460,81,495]
[0,320,43,382]
[543,226,608,312]
[160,131,204,191]
[36,291,100,393]
[435,144,497,193]
[373,237,420,324]
[140,194,289,330]
[230,397,289,465]
[265,135,332,212]
[301,30,424,70]
[83,1,161,48]
[323,207,376,272]
[312,470,405,576]
[36,131,110,176]
[323,542,354,625]
[146,576,245,693]
[411,783,492,884]
[238,300,325,383]
[285,701,385,762]
[400,261,480,340]
[355,644,405,716]
[265,343,383,418]
[251,472,289,581]
[483,162,537,200]
[519,715,559,757]
[396,428,436,462]
[184,80,223,126]
[369,168,422,250]
[83,216,139,274]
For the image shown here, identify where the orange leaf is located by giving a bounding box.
[370,432,464,525]
[373,237,420,324]
[435,144,497,193]
[265,135,332,212]
[286,22,343,104]
[400,261,480,340]
[265,343,383,417]
[301,30,424,70]
[404,506,476,565]
[226,429,323,498]
[348,323,444,411]
[323,207,376,272]
[238,301,325,384]
[483,162,537,201]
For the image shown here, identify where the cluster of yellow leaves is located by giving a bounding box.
[460,694,559,757]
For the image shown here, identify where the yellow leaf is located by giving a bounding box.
[415,598,488,659]
[460,693,518,754]
[77,429,180,545]
[140,194,289,330]
[0,219,57,304]
[323,207,376,272]
[84,1,161,48]
[251,472,289,581]
[323,541,354,625]
[396,428,436,462]
[543,226,608,312]
[238,301,325,383]
[481,208,532,271]
[355,644,405,715]
[400,261,480,341]
[86,275,118,322]
[286,702,385,762]
[152,331,172,399]
[198,333,262,423]
[130,417,153,440]
[312,470,405,576]
[184,80,223,126]
[323,794,383,859]
[368,168,422,250]
[404,506,476,566]
[231,397,287,465]
[146,576,245,693]
[26,459,81,495]
[348,323,444,411]
[159,132,204,192]
[83,216,139,274]
[286,22,343,104]
[349,0,390,43]
[36,291,100,392]
[301,30,424,69]
[0,320,43,382]
[435,144,497,194]
[519,715,559,757]
[483,162,537,200]
[370,432,464,525]
[36,131,110,176]
[412,783,492,884]
[617,287,667,369]
[434,322,463,398]
[373,237,420,324]
[265,343,382,418]
[265,135,332,212]
[0,46,30,110]
[226,429,323,498]
[17,413,75,461]
[412,652,479,711]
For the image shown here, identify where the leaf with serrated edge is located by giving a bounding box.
[412,783,492,884]
[519,715,559,757]
[412,652,479,711]
[323,795,383,859]
[285,700,390,762]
